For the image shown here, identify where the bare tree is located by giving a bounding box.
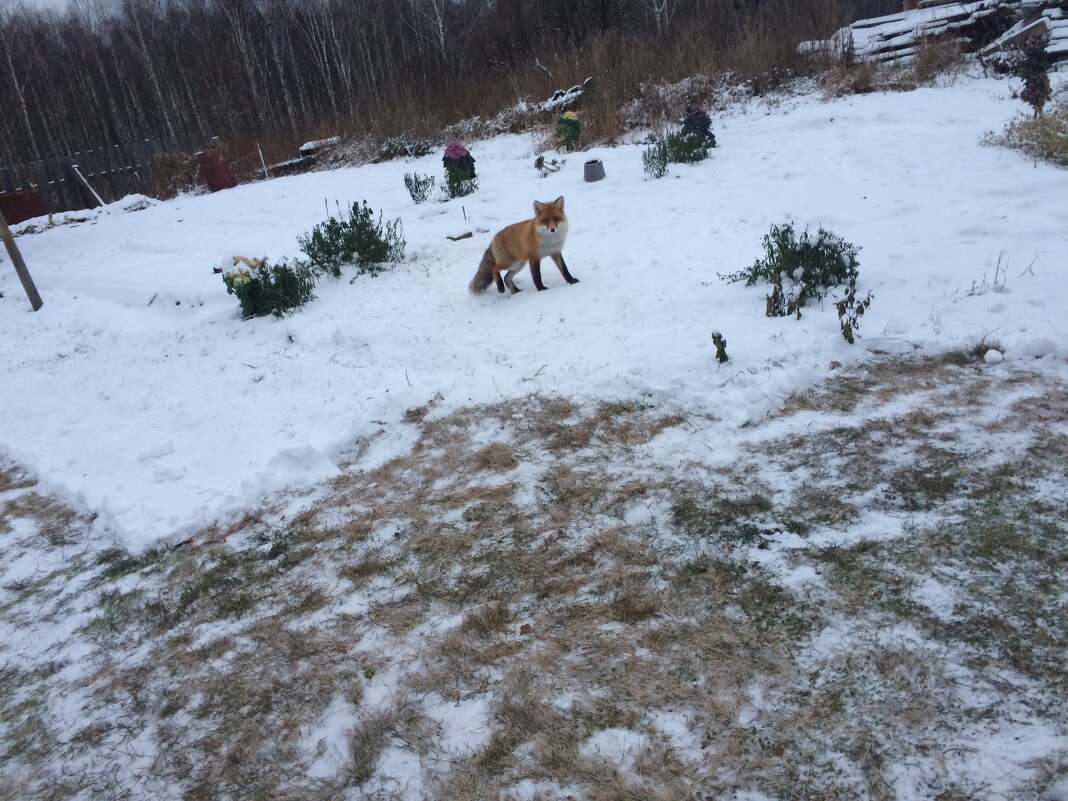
[0,6,44,161]
[0,0,902,168]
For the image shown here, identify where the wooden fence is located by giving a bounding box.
[0,139,159,221]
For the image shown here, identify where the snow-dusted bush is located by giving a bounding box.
[665,129,711,164]
[298,201,405,278]
[443,172,478,199]
[642,139,669,178]
[643,128,711,178]
[724,223,870,343]
[404,173,435,204]
[681,104,717,148]
[223,257,315,319]
[379,135,433,160]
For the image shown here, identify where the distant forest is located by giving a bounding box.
[0,0,899,166]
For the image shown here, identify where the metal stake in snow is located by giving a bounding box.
[72,164,107,210]
[0,209,43,311]
[257,143,270,180]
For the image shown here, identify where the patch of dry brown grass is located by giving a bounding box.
[4,365,1067,800]
[986,96,1068,169]
[2,492,79,543]
[0,464,34,493]
[823,59,880,98]
[912,36,965,83]
[474,441,519,472]
[779,355,986,416]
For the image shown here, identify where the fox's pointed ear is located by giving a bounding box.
[554,196,565,210]
[533,200,545,214]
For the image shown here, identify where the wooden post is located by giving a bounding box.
[0,209,43,311]
[134,139,153,192]
[32,161,54,215]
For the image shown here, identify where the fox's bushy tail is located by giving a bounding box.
[469,247,495,294]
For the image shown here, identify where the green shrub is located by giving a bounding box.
[723,223,870,343]
[442,172,478,200]
[298,201,405,278]
[223,257,315,319]
[642,139,669,178]
[724,223,860,304]
[403,173,435,204]
[555,112,581,150]
[643,129,711,178]
[664,130,711,164]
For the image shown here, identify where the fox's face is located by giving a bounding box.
[533,196,567,237]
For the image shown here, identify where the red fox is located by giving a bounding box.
[469,196,579,295]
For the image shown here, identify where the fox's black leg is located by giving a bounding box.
[504,267,523,294]
[494,268,505,293]
[530,259,547,291]
[551,253,579,284]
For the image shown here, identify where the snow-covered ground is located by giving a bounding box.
[1,72,1066,551]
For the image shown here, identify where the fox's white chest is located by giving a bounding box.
[537,224,568,258]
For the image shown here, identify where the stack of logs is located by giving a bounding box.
[803,0,1068,65]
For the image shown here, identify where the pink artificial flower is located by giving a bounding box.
[444,141,470,159]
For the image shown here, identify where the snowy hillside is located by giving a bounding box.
[3,68,1068,801]
[1,72,1067,552]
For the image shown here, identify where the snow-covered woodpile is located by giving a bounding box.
[801,0,1068,64]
